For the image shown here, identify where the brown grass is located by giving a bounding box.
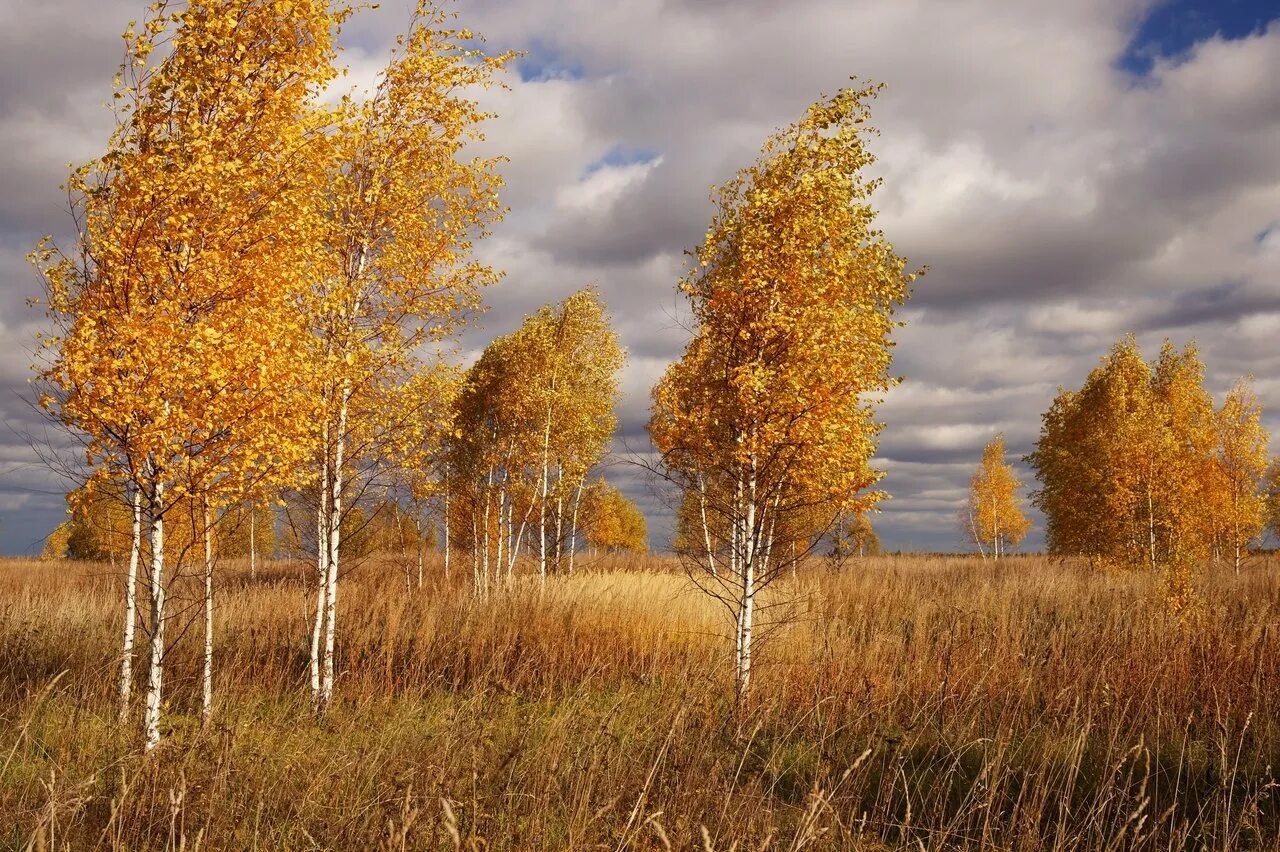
[1,552,1278,849]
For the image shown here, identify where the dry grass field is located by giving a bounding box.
[1,552,1278,850]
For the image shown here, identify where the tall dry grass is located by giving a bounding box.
[0,552,1277,849]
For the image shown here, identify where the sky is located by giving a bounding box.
[0,0,1277,554]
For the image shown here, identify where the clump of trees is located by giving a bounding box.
[1027,336,1271,602]
[43,488,275,565]
[829,511,881,561]
[649,84,918,702]
[580,479,648,555]
[964,434,1031,558]
[31,0,513,748]
[446,288,626,589]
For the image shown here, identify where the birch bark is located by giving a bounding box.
[142,471,166,752]
[118,484,141,722]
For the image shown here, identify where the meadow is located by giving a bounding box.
[1,552,1278,850]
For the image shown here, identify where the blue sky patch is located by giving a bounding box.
[517,41,585,82]
[584,145,662,177]
[1119,0,1278,74]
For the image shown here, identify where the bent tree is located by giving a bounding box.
[649,84,918,704]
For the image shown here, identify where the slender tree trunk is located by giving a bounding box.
[415,515,424,590]
[507,498,533,578]
[321,385,350,711]
[969,508,986,559]
[119,484,142,723]
[494,481,504,580]
[505,490,514,580]
[1147,467,1157,572]
[696,471,718,577]
[735,461,757,706]
[249,506,257,580]
[482,471,492,597]
[568,479,583,575]
[991,495,999,561]
[443,484,451,581]
[310,423,330,712]
[201,499,214,725]
[470,512,480,594]
[554,490,564,574]
[737,558,755,705]
[142,473,166,753]
[1233,489,1242,575]
[535,409,550,580]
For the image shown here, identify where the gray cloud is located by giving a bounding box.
[1,0,1278,553]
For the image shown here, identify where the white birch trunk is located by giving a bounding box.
[321,384,350,711]
[471,513,481,594]
[481,470,493,597]
[969,508,986,559]
[142,473,166,752]
[496,479,506,585]
[506,495,518,582]
[697,472,718,578]
[736,461,758,704]
[990,495,999,561]
[737,555,755,704]
[553,488,564,574]
[507,499,532,577]
[415,515,424,590]
[443,484,450,581]
[119,484,142,723]
[310,424,329,711]
[201,500,214,724]
[539,428,550,581]
[568,478,583,575]
[249,507,257,580]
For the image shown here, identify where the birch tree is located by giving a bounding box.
[580,479,648,555]
[524,289,624,577]
[385,366,462,590]
[830,510,880,563]
[1205,380,1269,572]
[649,84,917,704]
[32,0,338,748]
[447,290,623,588]
[965,434,1031,558]
[302,3,510,714]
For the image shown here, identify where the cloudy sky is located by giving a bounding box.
[1,0,1277,554]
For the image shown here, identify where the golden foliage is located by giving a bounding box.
[1029,337,1271,586]
[33,0,342,510]
[446,289,624,575]
[966,434,1031,557]
[650,83,917,574]
[580,479,648,554]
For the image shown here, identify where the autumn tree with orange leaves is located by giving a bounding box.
[1028,336,1271,609]
[649,84,918,703]
[33,0,341,748]
[446,289,624,590]
[301,4,511,715]
[1205,380,1269,572]
[580,478,648,555]
[965,434,1031,559]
